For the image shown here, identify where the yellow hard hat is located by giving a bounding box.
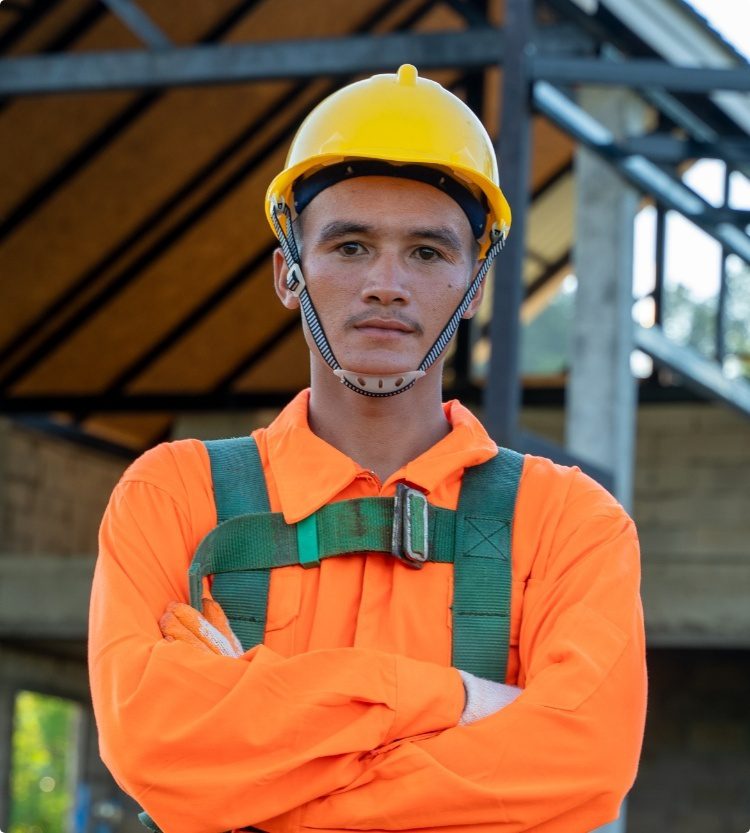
[265,64,511,255]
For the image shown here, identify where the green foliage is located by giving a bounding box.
[665,263,750,377]
[9,691,80,833]
[520,281,575,376]
[520,263,749,381]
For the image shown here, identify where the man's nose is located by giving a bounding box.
[359,255,411,305]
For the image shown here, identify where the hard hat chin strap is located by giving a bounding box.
[270,199,505,398]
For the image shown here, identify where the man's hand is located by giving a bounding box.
[458,670,522,725]
[160,598,244,657]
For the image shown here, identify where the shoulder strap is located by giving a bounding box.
[205,436,270,521]
[452,447,524,683]
[195,437,272,650]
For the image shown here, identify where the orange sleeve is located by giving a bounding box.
[88,446,463,832]
[299,470,647,832]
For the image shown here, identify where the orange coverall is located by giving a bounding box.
[89,390,647,833]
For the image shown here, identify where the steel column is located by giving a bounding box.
[484,0,533,448]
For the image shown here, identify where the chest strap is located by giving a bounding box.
[190,436,523,682]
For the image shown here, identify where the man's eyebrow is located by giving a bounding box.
[314,221,467,255]
[407,226,464,254]
[316,221,373,244]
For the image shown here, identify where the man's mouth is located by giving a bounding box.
[353,317,416,334]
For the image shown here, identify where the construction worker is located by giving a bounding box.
[89,65,647,833]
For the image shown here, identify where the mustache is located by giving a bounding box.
[345,311,424,336]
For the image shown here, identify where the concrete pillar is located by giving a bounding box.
[567,90,647,833]
[566,87,647,514]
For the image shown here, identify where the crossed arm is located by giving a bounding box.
[89,468,646,832]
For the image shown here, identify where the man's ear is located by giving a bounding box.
[273,248,301,310]
[461,269,486,319]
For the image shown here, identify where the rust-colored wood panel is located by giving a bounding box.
[531,116,575,191]
[233,326,310,392]
[3,0,98,56]
[126,265,290,394]
[9,157,282,393]
[0,0,403,359]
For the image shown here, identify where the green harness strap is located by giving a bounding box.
[200,437,273,651]
[453,448,520,681]
[191,436,523,683]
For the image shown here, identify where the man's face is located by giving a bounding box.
[274,175,482,378]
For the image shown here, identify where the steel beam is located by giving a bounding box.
[635,325,750,418]
[620,134,750,164]
[531,56,750,93]
[532,81,750,266]
[0,30,505,95]
[4,36,750,96]
[99,0,171,49]
[0,392,295,413]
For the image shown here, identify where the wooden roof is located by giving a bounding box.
[0,0,590,451]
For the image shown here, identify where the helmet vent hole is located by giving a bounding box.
[395,377,404,387]
[357,377,366,387]
[378,379,383,389]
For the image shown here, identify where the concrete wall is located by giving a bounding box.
[0,420,133,831]
[0,419,127,557]
[522,401,750,647]
[627,647,750,833]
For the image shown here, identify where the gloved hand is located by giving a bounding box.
[160,598,244,658]
[458,669,522,725]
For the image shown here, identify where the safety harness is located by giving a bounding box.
[191,435,523,679]
[139,435,523,832]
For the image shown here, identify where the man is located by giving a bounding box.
[89,65,646,833]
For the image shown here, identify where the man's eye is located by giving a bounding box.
[339,242,364,256]
[415,247,441,261]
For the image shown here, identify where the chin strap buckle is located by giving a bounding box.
[286,263,306,297]
[391,483,429,568]
[333,368,425,395]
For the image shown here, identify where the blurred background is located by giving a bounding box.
[0,0,749,830]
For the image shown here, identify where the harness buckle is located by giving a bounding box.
[391,483,429,568]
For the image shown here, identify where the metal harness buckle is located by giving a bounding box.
[391,483,429,568]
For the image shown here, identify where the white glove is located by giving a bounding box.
[458,670,523,725]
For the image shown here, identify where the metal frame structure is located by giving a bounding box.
[0,0,748,468]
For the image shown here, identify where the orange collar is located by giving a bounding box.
[263,390,497,523]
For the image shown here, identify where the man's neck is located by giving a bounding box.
[308,362,451,484]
